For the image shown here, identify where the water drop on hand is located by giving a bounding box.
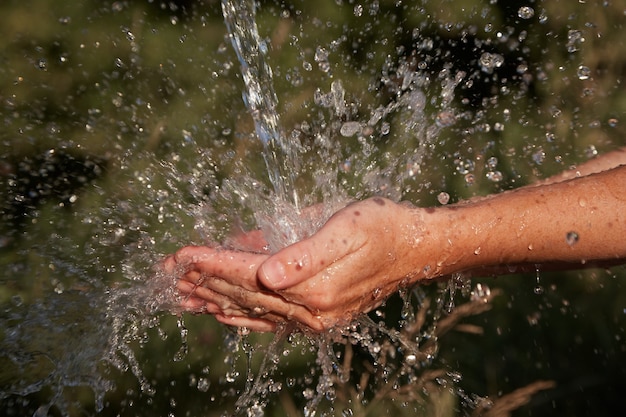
[565,231,579,246]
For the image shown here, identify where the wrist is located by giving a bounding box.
[393,202,467,282]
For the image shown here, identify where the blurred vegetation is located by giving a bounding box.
[1,0,625,416]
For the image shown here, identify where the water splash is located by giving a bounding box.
[2,0,625,415]
[216,278,503,416]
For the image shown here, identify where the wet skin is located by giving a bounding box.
[165,197,424,332]
[166,148,626,333]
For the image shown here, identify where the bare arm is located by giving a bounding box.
[537,147,626,185]
[171,148,626,331]
[256,154,626,326]
[428,164,626,277]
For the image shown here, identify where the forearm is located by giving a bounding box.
[415,165,626,279]
[536,147,626,186]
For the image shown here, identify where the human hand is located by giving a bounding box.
[256,197,424,328]
[167,197,431,332]
[163,246,325,332]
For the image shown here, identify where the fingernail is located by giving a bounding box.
[260,260,287,288]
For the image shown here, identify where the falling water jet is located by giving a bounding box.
[221,0,300,211]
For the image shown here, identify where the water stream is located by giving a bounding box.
[1,1,625,416]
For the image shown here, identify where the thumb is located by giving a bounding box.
[258,229,353,290]
[257,239,316,290]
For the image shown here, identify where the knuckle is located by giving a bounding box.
[310,290,337,312]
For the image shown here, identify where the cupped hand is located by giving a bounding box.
[163,246,325,332]
[166,197,426,332]
[256,197,422,328]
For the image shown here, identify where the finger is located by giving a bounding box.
[257,212,365,290]
[225,229,269,253]
[160,255,178,274]
[197,275,325,331]
[177,279,248,316]
[174,246,267,291]
[180,296,222,314]
[214,314,277,333]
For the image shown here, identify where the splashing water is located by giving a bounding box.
[1,0,625,416]
[190,0,504,414]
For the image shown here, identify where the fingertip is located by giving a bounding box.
[174,245,216,265]
[258,237,323,290]
[258,258,288,289]
[160,255,176,274]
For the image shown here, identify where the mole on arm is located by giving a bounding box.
[373,198,386,206]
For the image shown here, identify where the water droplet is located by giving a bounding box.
[197,377,211,392]
[314,46,328,63]
[577,65,591,80]
[437,191,450,205]
[124,29,135,43]
[566,30,584,53]
[447,370,463,383]
[518,6,535,19]
[302,387,315,400]
[435,110,455,127]
[314,46,330,73]
[405,354,417,365]
[566,231,579,246]
[471,283,491,303]
[608,118,619,127]
[36,58,47,70]
[479,52,504,73]
[486,156,498,170]
[342,408,355,417]
[371,287,382,300]
[486,171,503,182]
[225,370,239,383]
[353,4,364,17]
[380,121,390,135]
[532,149,546,165]
[534,269,544,294]
[340,121,361,137]
[585,144,598,158]
[455,158,475,175]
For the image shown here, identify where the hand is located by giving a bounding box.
[166,197,430,332]
[256,197,424,328]
[163,247,325,332]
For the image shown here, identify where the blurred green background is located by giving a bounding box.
[1,0,625,416]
